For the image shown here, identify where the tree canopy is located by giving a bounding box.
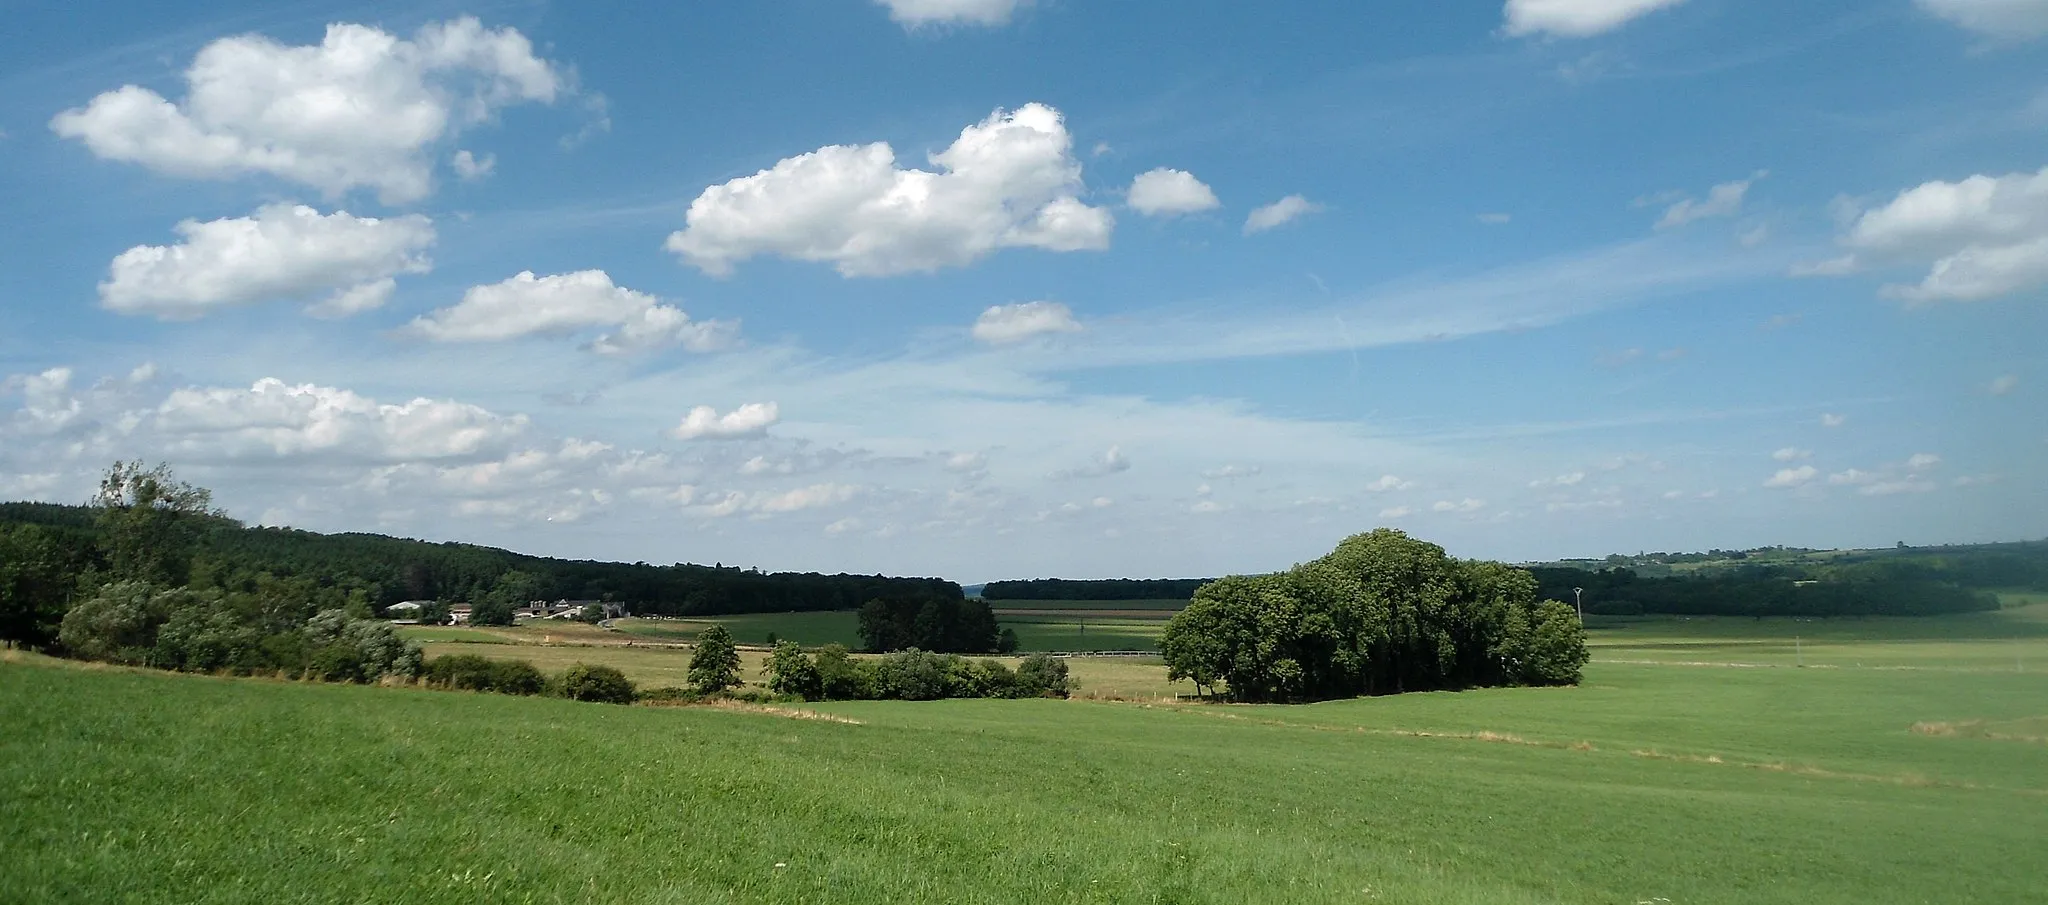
[1160,529,1588,702]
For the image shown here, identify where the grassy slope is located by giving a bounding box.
[3,651,2044,904]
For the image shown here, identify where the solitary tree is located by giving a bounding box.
[92,461,223,586]
[689,624,742,694]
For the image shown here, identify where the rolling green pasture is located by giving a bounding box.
[998,616,1168,651]
[4,633,2044,904]
[1585,600,2048,671]
[612,612,866,649]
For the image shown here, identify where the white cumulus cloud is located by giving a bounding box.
[1365,474,1414,492]
[1916,0,2048,39]
[1821,413,1848,428]
[1772,447,1812,462]
[1127,167,1220,217]
[100,203,432,320]
[875,0,1028,27]
[1503,0,1689,37]
[1243,194,1322,234]
[1990,374,2020,395]
[451,149,495,181]
[665,103,1111,277]
[1432,498,1486,513]
[972,300,1081,344]
[1907,453,1943,470]
[50,18,565,203]
[1764,465,1818,488]
[153,378,526,463]
[669,402,780,441]
[406,270,734,355]
[1656,171,1766,230]
[1807,165,2048,302]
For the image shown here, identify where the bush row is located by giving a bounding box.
[419,655,637,704]
[767,643,1073,701]
[60,580,421,683]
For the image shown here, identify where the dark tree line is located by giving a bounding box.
[980,577,1213,601]
[1,497,966,652]
[1161,529,1588,702]
[1531,566,2001,618]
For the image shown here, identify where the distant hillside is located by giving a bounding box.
[0,502,961,617]
[983,539,2048,618]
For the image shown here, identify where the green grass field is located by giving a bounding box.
[8,605,2045,903]
[612,612,868,649]
[5,641,2044,903]
[999,616,1167,651]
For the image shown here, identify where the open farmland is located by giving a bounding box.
[6,614,2046,904]
[612,612,868,649]
[610,607,1178,653]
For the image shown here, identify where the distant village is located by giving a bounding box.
[384,599,628,625]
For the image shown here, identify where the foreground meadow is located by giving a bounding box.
[5,611,2046,904]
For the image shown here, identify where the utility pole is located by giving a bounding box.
[1573,587,1584,623]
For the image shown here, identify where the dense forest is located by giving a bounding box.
[980,577,1214,600]
[1526,542,2048,617]
[0,498,963,639]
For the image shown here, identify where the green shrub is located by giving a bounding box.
[873,649,957,701]
[301,610,422,681]
[59,581,178,665]
[488,659,546,695]
[559,663,636,704]
[1015,653,1073,699]
[636,686,699,704]
[815,644,873,700]
[153,602,264,674]
[423,655,544,694]
[957,658,1019,698]
[764,640,822,699]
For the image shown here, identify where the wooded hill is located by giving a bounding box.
[0,501,962,618]
[982,540,2047,618]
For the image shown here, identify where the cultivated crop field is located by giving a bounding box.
[6,604,2046,904]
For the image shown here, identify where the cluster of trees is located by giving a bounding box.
[1160,530,1589,702]
[980,578,1212,601]
[762,641,1073,701]
[2,463,424,682]
[1529,566,2000,618]
[856,596,1011,653]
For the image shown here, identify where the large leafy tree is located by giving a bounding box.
[688,624,742,694]
[92,461,225,586]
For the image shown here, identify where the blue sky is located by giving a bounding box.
[2,0,2044,581]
